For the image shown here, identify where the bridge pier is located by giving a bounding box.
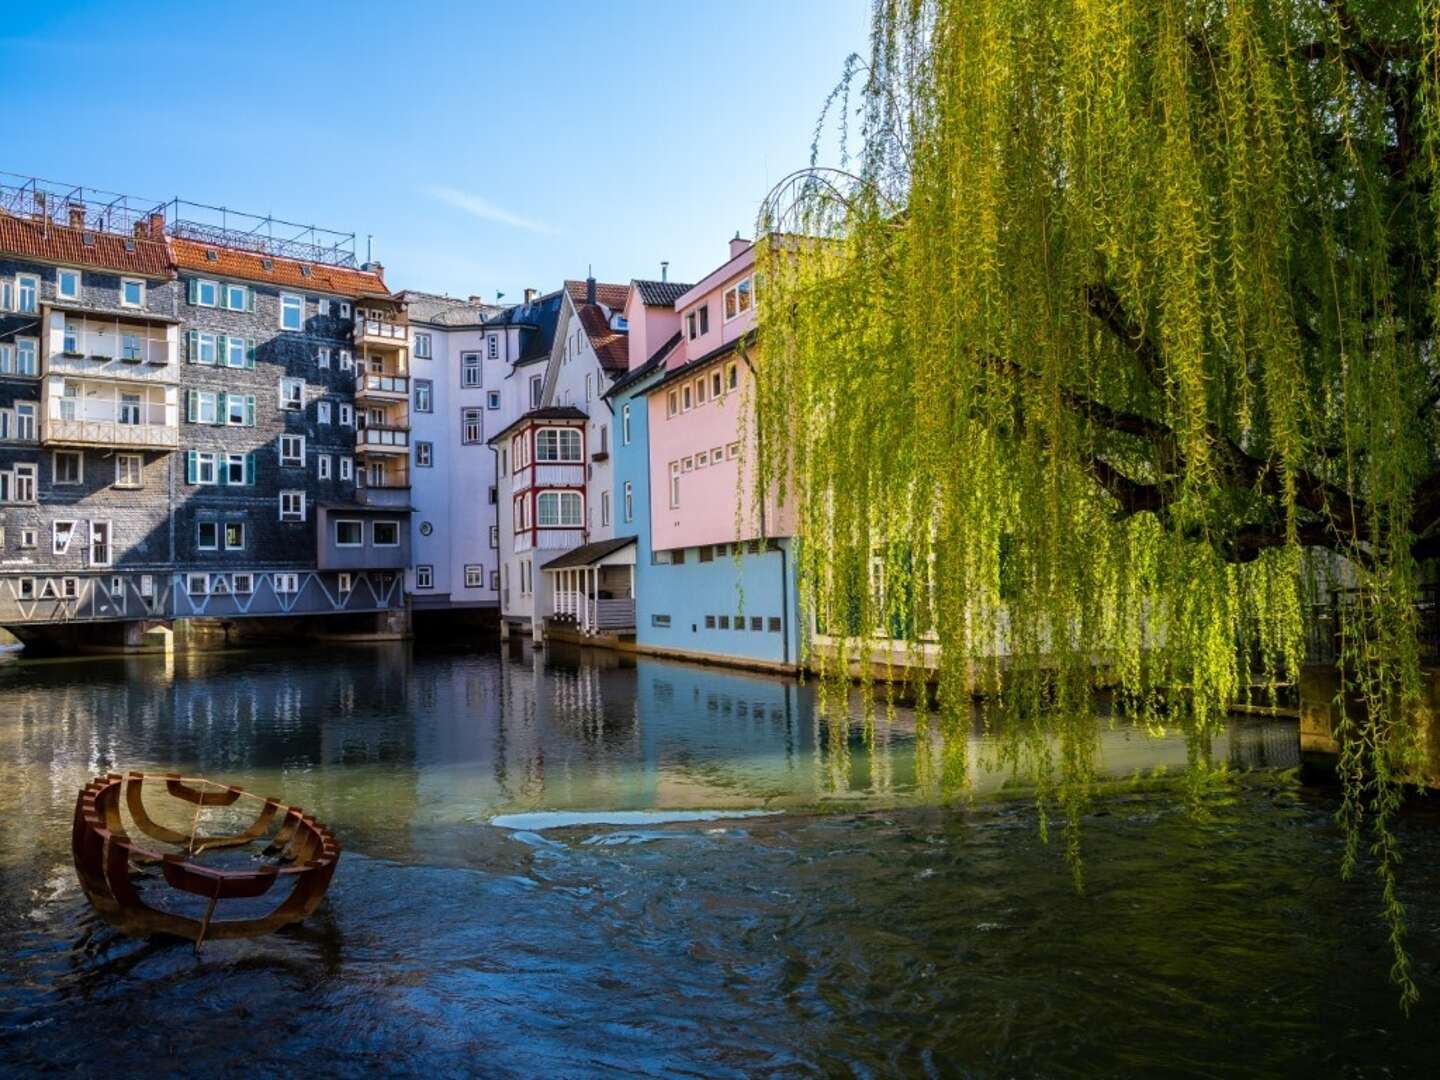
[1299,663,1440,788]
[6,619,173,656]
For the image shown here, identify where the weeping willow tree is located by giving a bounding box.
[752,0,1440,1006]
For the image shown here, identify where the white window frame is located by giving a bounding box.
[723,277,753,322]
[196,521,220,551]
[187,573,210,597]
[274,572,299,595]
[339,403,354,427]
[318,400,332,425]
[224,453,247,486]
[194,451,218,485]
[487,390,500,410]
[535,427,581,463]
[279,434,306,467]
[334,519,364,547]
[17,273,40,313]
[340,456,353,481]
[416,441,433,467]
[52,519,77,555]
[231,572,253,594]
[279,292,303,331]
[56,267,81,300]
[119,277,145,309]
[465,565,483,588]
[337,572,352,594]
[279,378,305,411]
[317,454,332,480]
[462,408,482,445]
[224,283,249,311]
[373,521,400,547]
[414,379,433,413]
[16,339,38,377]
[415,565,434,589]
[624,481,633,522]
[462,353,481,387]
[193,279,219,307]
[89,520,112,568]
[224,521,245,551]
[318,346,332,369]
[114,453,143,488]
[536,490,583,527]
[279,490,306,522]
[415,332,432,359]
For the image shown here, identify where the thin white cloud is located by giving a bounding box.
[425,186,561,237]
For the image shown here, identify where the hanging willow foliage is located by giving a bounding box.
[752,0,1440,1007]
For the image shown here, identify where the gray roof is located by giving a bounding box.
[542,537,636,570]
[633,279,695,307]
[397,290,505,327]
[604,331,681,399]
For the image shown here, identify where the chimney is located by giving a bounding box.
[148,211,166,239]
[134,220,149,240]
[660,261,669,283]
[362,260,384,273]
[67,203,86,229]
[729,232,750,260]
[585,273,596,306]
[523,287,538,304]
[469,295,483,304]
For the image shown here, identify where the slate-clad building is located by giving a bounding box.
[0,177,411,647]
[0,193,180,629]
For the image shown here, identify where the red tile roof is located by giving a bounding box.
[0,211,173,278]
[170,237,388,297]
[563,279,630,373]
[564,279,630,311]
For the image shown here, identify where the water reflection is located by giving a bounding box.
[4,643,1439,1077]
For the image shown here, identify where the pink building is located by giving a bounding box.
[647,237,792,551]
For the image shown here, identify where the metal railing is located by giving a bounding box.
[1304,585,1440,665]
[359,374,409,395]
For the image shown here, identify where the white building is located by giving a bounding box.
[400,288,562,626]
[492,276,632,638]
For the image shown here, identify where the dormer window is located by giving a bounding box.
[205,249,218,262]
[299,265,312,278]
[723,279,752,321]
[262,258,274,270]
[610,313,628,331]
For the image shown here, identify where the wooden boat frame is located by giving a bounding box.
[72,771,340,944]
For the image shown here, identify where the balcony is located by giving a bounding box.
[357,426,410,454]
[48,313,177,374]
[355,373,410,402]
[41,380,178,450]
[353,318,409,351]
[512,462,586,495]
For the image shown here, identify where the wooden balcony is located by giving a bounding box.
[43,415,178,450]
[355,373,409,402]
[357,426,410,454]
[353,318,410,352]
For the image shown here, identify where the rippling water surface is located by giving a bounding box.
[2,642,1438,1076]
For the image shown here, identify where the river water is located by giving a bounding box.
[1,642,1437,1076]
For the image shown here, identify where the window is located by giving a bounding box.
[585,373,592,403]
[318,347,332,369]
[465,565,483,588]
[751,616,764,632]
[699,545,714,563]
[705,615,717,629]
[335,520,363,547]
[463,353,481,386]
[279,378,304,411]
[17,274,39,313]
[18,526,37,547]
[190,331,217,366]
[727,362,738,391]
[683,456,695,472]
[339,349,354,372]
[415,379,432,412]
[699,304,710,334]
[52,520,77,555]
[279,292,303,330]
[191,279,219,307]
[462,408,483,445]
[53,451,83,485]
[224,453,249,485]
[415,565,434,589]
[231,573,253,595]
[696,378,708,405]
[318,454,332,480]
[318,400,332,424]
[682,385,693,411]
[224,522,245,550]
[316,298,331,317]
[118,393,141,425]
[487,390,501,410]
[56,268,80,300]
[115,454,143,488]
[224,283,249,311]
[416,441,433,467]
[535,428,581,461]
[187,573,209,597]
[724,278,752,321]
[89,521,111,567]
[621,404,632,445]
[489,525,499,548]
[525,376,542,409]
[337,572,352,594]
[117,333,142,362]
[63,322,78,354]
[197,522,219,551]
[17,577,35,600]
[339,403,354,427]
[669,462,681,508]
[340,456,353,481]
[537,490,582,527]
[712,445,725,462]
[667,390,678,417]
[373,521,400,546]
[16,339,37,376]
[339,302,352,319]
[415,332,432,359]
[651,614,672,628]
[274,573,299,595]
[488,335,499,359]
[279,491,306,522]
[623,481,633,522]
[711,371,723,398]
[686,311,697,339]
[280,434,306,466]
[727,441,740,459]
[225,337,249,368]
[719,615,730,629]
[120,278,144,308]
[186,451,218,485]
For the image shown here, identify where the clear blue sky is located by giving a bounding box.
[2,0,869,299]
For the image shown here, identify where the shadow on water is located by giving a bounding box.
[2,641,1439,1075]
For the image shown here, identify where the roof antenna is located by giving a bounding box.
[661,261,669,283]
[366,234,373,263]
